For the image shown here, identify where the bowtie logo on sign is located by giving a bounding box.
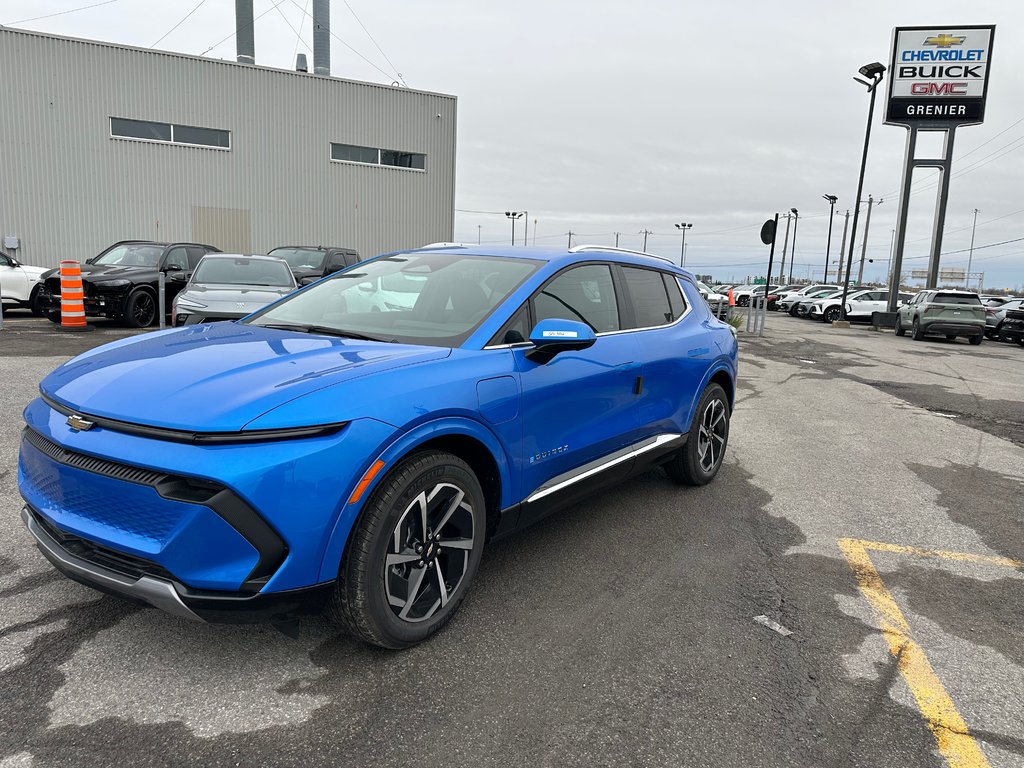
[924,34,966,48]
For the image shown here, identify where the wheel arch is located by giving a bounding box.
[316,416,513,583]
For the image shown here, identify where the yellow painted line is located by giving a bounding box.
[838,538,991,768]
[853,539,1024,570]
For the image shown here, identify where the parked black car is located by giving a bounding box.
[266,245,361,284]
[1001,306,1024,346]
[40,240,220,327]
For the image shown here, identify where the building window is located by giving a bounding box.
[331,142,425,171]
[110,117,231,149]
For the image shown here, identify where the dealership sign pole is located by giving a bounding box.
[884,25,995,311]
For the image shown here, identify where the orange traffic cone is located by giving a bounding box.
[58,260,93,332]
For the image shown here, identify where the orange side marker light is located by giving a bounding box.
[348,459,386,505]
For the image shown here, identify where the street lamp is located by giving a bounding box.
[504,211,523,246]
[674,222,692,267]
[837,62,885,324]
[789,208,799,283]
[822,195,838,283]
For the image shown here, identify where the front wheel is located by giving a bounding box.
[332,451,486,648]
[823,306,842,323]
[664,383,730,487]
[29,286,45,317]
[124,290,156,328]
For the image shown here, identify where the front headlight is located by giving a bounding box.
[175,296,207,309]
[93,279,132,289]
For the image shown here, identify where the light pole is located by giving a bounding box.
[788,208,799,283]
[966,208,980,289]
[837,62,885,324]
[504,211,523,246]
[523,210,529,246]
[822,195,838,283]
[674,222,692,267]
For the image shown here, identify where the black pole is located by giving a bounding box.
[764,213,779,307]
[839,82,879,322]
[823,198,836,283]
[510,217,515,246]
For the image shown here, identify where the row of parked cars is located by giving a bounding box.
[3,240,361,327]
[713,281,1024,347]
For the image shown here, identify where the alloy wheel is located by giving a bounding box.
[384,482,475,623]
[697,399,727,473]
[133,294,155,326]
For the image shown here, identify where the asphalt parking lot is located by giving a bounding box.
[1,309,1022,767]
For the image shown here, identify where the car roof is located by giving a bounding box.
[198,253,278,261]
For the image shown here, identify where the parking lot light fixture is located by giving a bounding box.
[822,195,838,282]
[504,211,523,246]
[674,222,692,267]
[837,63,884,324]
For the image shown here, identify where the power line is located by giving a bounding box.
[272,1,311,53]
[151,0,207,48]
[341,0,406,86]
[200,0,290,57]
[6,0,118,25]
[292,0,310,62]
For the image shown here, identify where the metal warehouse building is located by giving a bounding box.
[0,26,457,269]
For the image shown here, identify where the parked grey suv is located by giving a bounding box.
[895,290,986,344]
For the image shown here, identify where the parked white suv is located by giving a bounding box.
[0,252,47,315]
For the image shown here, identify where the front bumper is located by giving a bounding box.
[22,505,333,622]
[39,286,129,317]
[174,310,246,326]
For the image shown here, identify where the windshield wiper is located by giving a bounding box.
[253,322,390,342]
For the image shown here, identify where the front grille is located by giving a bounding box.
[44,276,60,295]
[23,428,164,486]
[31,507,177,583]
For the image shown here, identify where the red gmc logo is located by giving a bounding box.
[911,82,969,95]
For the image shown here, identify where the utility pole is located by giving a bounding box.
[836,210,850,283]
[640,229,653,251]
[567,231,575,249]
[788,209,799,283]
[523,211,529,246]
[533,219,538,246]
[856,196,881,287]
[614,232,621,247]
[778,213,791,284]
[966,208,980,290]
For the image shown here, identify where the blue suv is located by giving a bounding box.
[18,245,737,647]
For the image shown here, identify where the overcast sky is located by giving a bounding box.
[7,0,1023,288]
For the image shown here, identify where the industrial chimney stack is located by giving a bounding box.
[235,0,255,64]
[313,0,330,76]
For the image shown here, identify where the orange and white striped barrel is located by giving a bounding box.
[59,260,88,329]
[728,289,735,307]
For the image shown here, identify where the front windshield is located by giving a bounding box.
[94,244,164,267]
[192,257,294,287]
[696,281,713,294]
[244,252,541,346]
[268,248,327,271]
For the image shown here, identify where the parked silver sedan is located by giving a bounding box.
[171,254,298,326]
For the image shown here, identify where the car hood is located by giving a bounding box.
[43,264,159,283]
[19,264,48,280]
[177,284,295,312]
[40,322,451,432]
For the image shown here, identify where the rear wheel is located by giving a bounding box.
[969,334,983,346]
[124,290,156,328]
[332,451,485,648]
[911,317,924,341]
[894,314,906,336]
[665,384,730,487]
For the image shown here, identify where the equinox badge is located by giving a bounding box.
[66,414,95,432]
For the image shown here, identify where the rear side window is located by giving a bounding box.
[664,274,688,321]
[934,293,981,305]
[533,264,620,332]
[621,267,673,328]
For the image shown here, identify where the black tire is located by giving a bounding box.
[124,289,156,328]
[788,304,800,317]
[894,314,906,336]
[29,286,45,317]
[332,450,486,648]
[738,296,749,307]
[911,317,924,341]
[664,383,730,487]
[46,309,61,324]
[969,334,983,346]
[823,306,842,323]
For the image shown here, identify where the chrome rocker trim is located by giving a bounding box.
[526,433,686,504]
[21,506,204,622]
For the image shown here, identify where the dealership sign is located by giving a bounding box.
[886,25,995,125]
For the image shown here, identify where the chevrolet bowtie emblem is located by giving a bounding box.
[924,34,966,48]
[66,414,95,431]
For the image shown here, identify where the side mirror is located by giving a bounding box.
[169,270,190,282]
[526,319,596,364]
[358,281,375,293]
[299,275,318,286]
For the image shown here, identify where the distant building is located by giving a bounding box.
[0,27,456,268]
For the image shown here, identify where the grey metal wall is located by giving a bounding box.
[0,27,457,269]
